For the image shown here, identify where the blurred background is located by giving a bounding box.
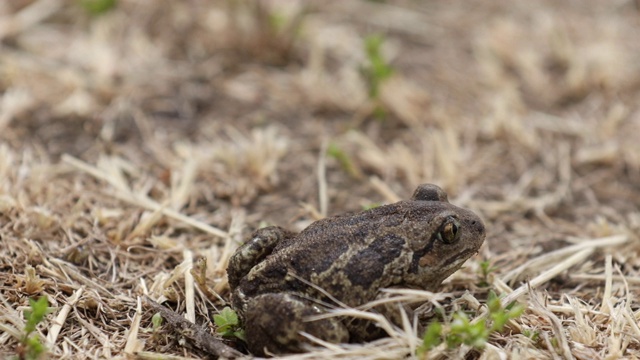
[5,0,640,239]
[2,1,639,219]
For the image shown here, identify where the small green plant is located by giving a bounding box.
[522,329,540,342]
[147,312,164,344]
[362,203,382,211]
[363,35,394,99]
[151,312,163,330]
[268,12,288,32]
[79,0,117,15]
[417,291,524,356]
[478,260,497,287]
[213,307,246,342]
[420,321,443,350]
[361,34,394,119]
[327,143,362,179]
[18,296,51,360]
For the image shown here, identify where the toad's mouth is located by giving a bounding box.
[419,247,479,269]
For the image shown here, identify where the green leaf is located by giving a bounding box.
[508,304,525,318]
[24,297,50,336]
[362,34,394,101]
[214,307,244,340]
[151,312,163,330]
[362,203,382,211]
[79,0,117,15]
[421,321,443,350]
[522,329,540,341]
[480,260,497,276]
[446,311,490,349]
[233,329,247,342]
[488,296,525,332]
[25,335,46,359]
[268,12,287,32]
[214,307,239,327]
[486,291,502,313]
[327,143,361,179]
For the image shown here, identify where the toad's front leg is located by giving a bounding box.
[244,293,349,356]
[227,226,295,290]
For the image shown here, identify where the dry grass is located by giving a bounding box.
[1,0,640,359]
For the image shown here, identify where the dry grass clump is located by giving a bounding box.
[1,1,640,359]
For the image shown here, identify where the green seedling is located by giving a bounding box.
[362,203,382,211]
[213,307,246,342]
[363,34,394,98]
[522,329,540,342]
[268,12,287,32]
[421,321,443,351]
[361,34,394,119]
[79,0,117,15]
[147,312,164,344]
[327,143,362,179]
[151,312,163,331]
[417,291,524,356]
[17,296,51,360]
[478,260,498,287]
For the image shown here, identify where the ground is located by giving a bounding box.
[1,1,640,359]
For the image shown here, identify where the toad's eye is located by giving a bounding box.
[437,217,460,244]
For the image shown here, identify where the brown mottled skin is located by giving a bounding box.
[227,184,486,355]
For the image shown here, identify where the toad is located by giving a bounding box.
[227,184,486,355]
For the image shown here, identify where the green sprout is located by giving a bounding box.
[213,307,246,342]
[522,329,540,342]
[361,34,394,119]
[417,291,524,356]
[478,260,498,287]
[147,312,165,344]
[79,0,117,15]
[151,312,163,331]
[362,203,382,211]
[421,321,443,351]
[327,143,362,179]
[18,296,51,360]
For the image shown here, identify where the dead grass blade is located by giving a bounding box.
[62,154,228,239]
